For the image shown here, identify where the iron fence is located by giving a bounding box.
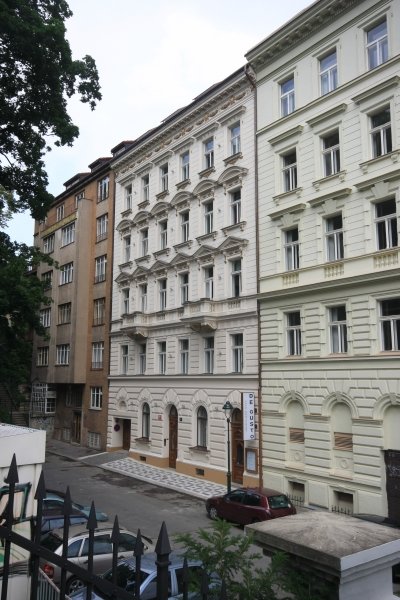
[331,505,353,516]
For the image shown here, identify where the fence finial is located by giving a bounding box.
[4,453,18,485]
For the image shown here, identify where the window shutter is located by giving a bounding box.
[334,432,353,451]
[289,428,305,444]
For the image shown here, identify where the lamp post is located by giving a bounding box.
[222,400,233,493]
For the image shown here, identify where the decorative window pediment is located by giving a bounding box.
[152,259,170,273]
[170,252,191,268]
[116,218,132,233]
[192,244,215,262]
[192,180,217,199]
[115,271,132,285]
[217,166,248,189]
[150,201,169,218]
[268,203,307,221]
[218,236,248,255]
[171,191,194,208]
[132,210,150,225]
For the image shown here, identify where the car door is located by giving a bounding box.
[79,532,113,575]
[220,490,246,524]
[141,571,172,600]
[242,492,265,524]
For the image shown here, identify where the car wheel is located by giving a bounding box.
[66,576,84,595]
[209,506,218,520]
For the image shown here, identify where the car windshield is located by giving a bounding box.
[103,563,148,589]
[268,495,290,509]
[40,532,62,552]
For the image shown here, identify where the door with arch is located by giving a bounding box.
[169,405,178,469]
[231,408,244,485]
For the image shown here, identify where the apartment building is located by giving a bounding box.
[108,68,260,486]
[247,0,400,519]
[30,156,121,450]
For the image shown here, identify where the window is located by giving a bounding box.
[142,175,149,202]
[94,255,107,283]
[204,266,214,299]
[139,283,147,312]
[40,308,51,328]
[122,288,130,314]
[160,164,168,192]
[230,122,241,155]
[123,235,131,262]
[197,406,207,448]
[320,50,337,95]
[93,298,105,326]
[180,339,189,374]
[180,272,189,304]
[284,228,300,271]
[140,228,149,256]
[287,311,301,356]
[380,298,400,351]
[204,201,213,234]
[230,190,241,225]
[204,138,214,169]
[329,306,348,353]
[282,151,297,192]
[56,204,64,221]
[125,184,132,211]
[367,19,388,69]
[37,346,49,366]
[87,432,101,450]
[281,77,295,116]
[43,234,55,254]
[159,278,167,311]
[326,214,344,261]
[90,387,102,410]
[181,211,189,242]
[42,270,53,289]
[121,345,129,374]
[232,333,243,373]
[375,199,397,250]
[159,341,166,374]
[61,222,75,246]
[60,262,73,285]
[181,151,190,181]
[139,343,147,374]
[204,337,214,374]
[159,220,168,249]
[56,344,70,365]
[96,214,108,241]
[370,108,392,158]
[91,342,104,369]
[98,176,109,201]
[58,302,71,324]
[231,259,242,298]
[142,403,150,438]
[322,131,340,176]
[75,191,84,206]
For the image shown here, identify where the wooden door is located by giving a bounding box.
[122,419,131,450]
[231,409,244,485]
[72,412,81,443]
[169,406,178,469]
[385,450,400,523]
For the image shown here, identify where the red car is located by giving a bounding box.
[205,487,296,525]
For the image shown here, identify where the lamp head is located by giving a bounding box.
[222,400,233,420]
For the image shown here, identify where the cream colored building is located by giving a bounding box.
[108,68,260,486]
[247,0,400,518]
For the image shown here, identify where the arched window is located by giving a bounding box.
[331,403,352,451]
[142,402,150,439]
[197,406,207,448]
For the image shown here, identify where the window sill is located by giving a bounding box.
[121,208,132,217]
[222,221,246,235]
[189,446,209,454]
[135,255,151,265]
[135,437,150,444]
[272,187,303,205]
[176,179,191,190]
[196,231,218,243]
[198,166,215,179]
[312,170,347,191]
[223,152,243,166]
[359,150,400,175]
[173,240,194,251]
[153,247,171,258]
[156,190,169,200]
[138,200,150,210]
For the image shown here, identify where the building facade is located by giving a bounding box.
[108,68,260,486]
[248,0,400,518]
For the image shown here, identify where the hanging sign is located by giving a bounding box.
[243,392,256,441]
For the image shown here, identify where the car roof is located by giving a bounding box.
[121,551,200,571]
[232,487,287,496]
[46,523,134,540]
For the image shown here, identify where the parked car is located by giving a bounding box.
[40,523,154,595]
[44,489,108,522]
[40,506,89,534]
[205,487,296,525]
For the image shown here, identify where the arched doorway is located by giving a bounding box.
[231,408,243,484]
[169,405,178,469]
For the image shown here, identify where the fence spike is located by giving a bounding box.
[34,469,46,502]
[111,514,120,544]
[134,529,144,557]
[219,579,228,600]
[63,486,73,516]
[4,453,19,485]
[155,521,171,555]
[87,500,98,530]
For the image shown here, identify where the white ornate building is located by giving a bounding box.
[107,68,260,486]
[247,0,400,519]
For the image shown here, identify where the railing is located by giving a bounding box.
[38,569,72,600]
[331,504,353,516]
[287,494,304,508]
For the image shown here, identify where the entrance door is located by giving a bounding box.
[231,409,244,485]
[122,419,131,450]
[72,412,81,443]
[385,450,400,523]
[169,406,178,469]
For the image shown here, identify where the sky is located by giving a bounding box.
[4,0,314,245]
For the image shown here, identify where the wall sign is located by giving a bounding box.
[243,392,256,441]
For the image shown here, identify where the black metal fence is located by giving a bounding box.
[0,454,228,600]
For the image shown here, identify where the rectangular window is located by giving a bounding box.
[139,283,147,312]
[282,151,297,192]
[376,199,397,250]
[59,262,73,285]
[181,151,190,181]
[37,346,49,366]
[232,333,243,373]
[93,298,105,326]
[142,175,149,202]
[90,387,103,410]
[322,131,340,176]
[139,343,147,374]
[122,288,130,314]
[96,214,108,241]
[159,341,166,374]
[230,190,241,225]
[58,302,71,325]
[367,19,388,70]
[180,339,189,374]
[56,344,70,365]
[43,234,55,254]
[40,307,51,328]
[56,204,64,222]
[125,184,132,211]
[159,220,168,249]
[87,432,101,449]
[180,272,189,304]
[329,305,348,353]
[42,270,53,289]
[204,337,214,374]
[159,278,167,311]
[94,255,107,283]
[123,235,131,262]
[61,222,75,246]
[121,345,129,374]
[204,138,214,169]
[231,259,242,298]
[140,228,149,256]
[181,211,189,242]
[284,228,299,271]
[98,176,109,201]
[230,122,241,155]
[204,266,214,299]
[92,342,104,369]
[380,299,400,351]
[281,77,295,117]
[160,164,168,192]
[326,214,344,261]
[320,50,337,95]
[204,201,213,234]
[371,108,392,158]
[287,311,302,356]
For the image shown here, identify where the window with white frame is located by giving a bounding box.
[123,235,131,262]
[40,307,51,328]
[204,266,214,299]
[326,214,344,261]
[380,298,400,351]
[204,337,214,374]
[204,138,214,169]
[90,387,102,410]
[159,341,166,374]
[159,220,168,249]
[98,176,109,201]
[121,344,129,374]
[125,184,132,211]
[140,228,149,256]
[91,341,104,369]
[61,222,75,246]
[56,204,64,221]
[42,270,53,289]
[96,214,108,241]
[142,402,150,438]
[181,211,189,242]
[204,201,213,234]
[181,151,190,181]
[139,283,147,312]
[43,234,55,254]
[329,306,348,353]
[230,190,241,225]
[370,107,392,158]
[142,175,149,202]
[366,19,388,70]
[284,228,299,271]
[280,77,295,117]
[56,344,70,365]
[180,272,189,304]
[319,50,337,95]
[93,298,105,325]
[286,311,302,356]
[122,288,130,314]
[160,164,168,192]
[232,333,243,373]
[75,191,84,206]
[282,151,297,192]
[375,199,398,250]
[180,339,189,374]
[58,302,71,324]
[197,406,208,448]
[159,278,167,310]
[230,122,241,155]
[87,432,101,449]
[231,259,242,298]
[139,343,147,374]
[59,262,73,285]
[37,346,49,366]
[322,131,340,176]
[44,397,56,414]
[94,255,107,283]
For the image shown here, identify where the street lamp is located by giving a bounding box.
[222,400,233,493]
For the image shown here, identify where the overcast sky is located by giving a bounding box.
[5,0,314,245]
